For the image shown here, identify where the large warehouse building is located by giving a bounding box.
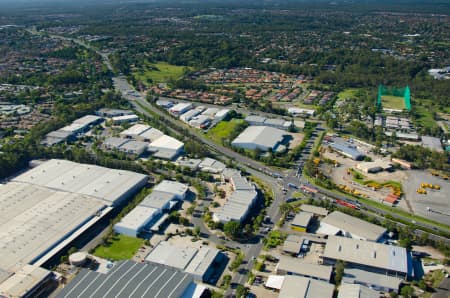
[0,159,148,297]
[56,260,204,298]
[317,211,386,242]
[231,126,286,152]
[330,142,366,161]
[322,236,412,279]
[213,169,258,223]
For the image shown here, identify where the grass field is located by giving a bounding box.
[206,119,245,144]
[381,95,405,110]
[415,105,439,130]
[134,61,188,84]
[337,88,360,100]
[93,234,143,260]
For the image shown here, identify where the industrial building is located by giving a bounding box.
[156,99,174,108]
[114,206,160,237]
[198,158,226,173]
[169,102,193,116]
[0,264,54,298]
[153,180,189,200]
[189,115,211,129]
[317,211,386,242]
[103,137,148,156]
[421,136,443,152]
[118,140,149,156]
[111,114,139,124]
[145,241,225,283]
[176,158,202,171]
[96,108,134,118]
[42,114,103,146]
[213,169,258,223]
[322,236,412,279]
[114,180,188,237]
[356,160,393,174]
[287,107,316,117]
[56,260,203,298]
[148,135,184,160]
[278,276,334,298]
[330,142,366,160]
[276,256,333,282]
[42,130,76,146]
[213,109,230,122]
[283,235,305,255]
[300,204,328,216]
[180,106,204,123]
[342,268,403,293]
[0,159,147,297]
[120,124,163,142]
[338,283,379,298]
[119,124,152,139]
[232,126,286,152]
[245,115,292,130]
[290,212,313,232]
[139,127,165,142]
[13,159,148,206]
[385,131,420,141]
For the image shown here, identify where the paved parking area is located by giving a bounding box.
[403,170,450,226]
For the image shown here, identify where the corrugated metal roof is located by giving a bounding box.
[56,260,193,298]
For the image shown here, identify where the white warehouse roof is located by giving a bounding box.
[149,135,184,159]
[119,124,151,138]
[145,241,197,270]
[317,211,386,242]
[153,180,188,199]
[149,135,184,151]
[279,275,334,298]
[12,159,148,206]
[114,206,159,237]
[0,182,105,281]
[338,283,379,298]
[231,126,285,151]
[323,236,410,275]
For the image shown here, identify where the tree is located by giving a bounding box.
[400,285,414,298]
[223,221,241,239]
[334,260,346,285]
[279,202,293,215]
[193,226,201,237]
[235,285,249,298]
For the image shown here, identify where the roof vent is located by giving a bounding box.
[372,251,376,258]
[338,245,342,252]
[356,244,359,249]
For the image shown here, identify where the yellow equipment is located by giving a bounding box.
[417,188,427,194]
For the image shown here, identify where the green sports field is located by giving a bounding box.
[381,95,406,110]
